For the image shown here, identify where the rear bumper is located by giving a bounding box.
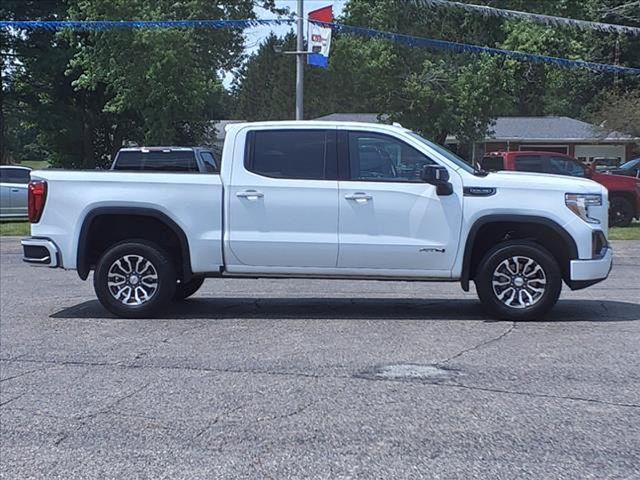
[567,246,613,290]
[21,237,60,268]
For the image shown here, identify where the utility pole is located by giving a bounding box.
[295,0,304,120]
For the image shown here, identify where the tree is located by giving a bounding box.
[232,32,297,120]
[1,0,69,164]
[67,0,259,152]
[589,89,640,137]
[3,0,278,168]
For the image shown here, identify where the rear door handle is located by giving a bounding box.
[11,189,20,193]
[345,192,372,203]
[236,190,264,200]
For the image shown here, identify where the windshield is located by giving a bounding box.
[619,158,640,170]
[407,131,475,173]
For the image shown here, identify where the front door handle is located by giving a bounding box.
[345,192,372,203]
[236,190,264,200]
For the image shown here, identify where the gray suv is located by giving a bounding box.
[0,166,31,219]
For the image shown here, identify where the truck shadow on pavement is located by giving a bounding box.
[51,298,640,322]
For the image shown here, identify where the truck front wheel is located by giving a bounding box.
[94,240,177,318]
[475,241,562,321]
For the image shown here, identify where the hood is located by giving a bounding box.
[477,170,605,193]
[592,171,640,186]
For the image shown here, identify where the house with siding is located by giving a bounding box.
[313,113,639,166]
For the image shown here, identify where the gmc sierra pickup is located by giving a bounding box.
[22,121,613,320]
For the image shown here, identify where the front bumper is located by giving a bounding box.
[21,237,60,268]
[567,246,613,290]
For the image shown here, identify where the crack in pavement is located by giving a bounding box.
[440,321,516,365]
[0,364,57,383]
[192,404,245,440]
[2,355,638,410]
[130,321,210,364]
[53,383,150,447]
[447,381,640,409]
[0,393,25,407]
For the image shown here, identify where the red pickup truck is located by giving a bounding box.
[480,151,640,227]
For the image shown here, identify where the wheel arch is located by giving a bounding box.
[460,215,578,291]
[77,207,192,281]
[609,191,638,219]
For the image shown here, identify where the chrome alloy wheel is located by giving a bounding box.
[107,254,159,306]
[491,256,547,309]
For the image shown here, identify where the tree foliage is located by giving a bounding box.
[3,0,271,167]
[3,0,639,166]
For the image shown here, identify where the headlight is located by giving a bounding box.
[565,193,602,224]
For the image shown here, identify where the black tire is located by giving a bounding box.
[94,240,176,318]
[609,196,634,227]
[474,241,562,321]
[173,276,205,301]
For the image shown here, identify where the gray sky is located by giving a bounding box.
[223,0,346,87]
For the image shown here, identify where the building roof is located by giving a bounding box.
[314,113,387,123]
[487,116,637,142]
[313,113,639,143]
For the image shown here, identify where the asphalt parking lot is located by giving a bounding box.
[1,237,639,479]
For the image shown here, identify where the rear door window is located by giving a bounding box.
[481,155,505,171]
[114,151,198,172]
[246,130,332,180]
[514,155,545,173]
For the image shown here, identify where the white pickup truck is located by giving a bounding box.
[22,121,613,320]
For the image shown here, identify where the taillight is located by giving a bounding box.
[28,180,47,223]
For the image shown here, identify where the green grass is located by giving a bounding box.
[20,160,49,170]
[0,221,30,236]
[610,222,640,241]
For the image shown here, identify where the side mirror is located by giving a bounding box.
[421,165,453,196]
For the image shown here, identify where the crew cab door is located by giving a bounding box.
[226,128,339,270]
[337,130,463,274]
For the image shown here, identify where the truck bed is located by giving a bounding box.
[30,170,223,273]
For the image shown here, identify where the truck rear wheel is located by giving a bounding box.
[173,277,205,301]
[609,196,633,227]
[475,241,562,321]
[94,240,176,318]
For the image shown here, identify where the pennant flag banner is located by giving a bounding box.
[310,20,640,75]
[412,0,640,36]
[3,18,638,75]
[308,6,333,68]
[0,19,294,31]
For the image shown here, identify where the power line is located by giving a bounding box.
[312,20,640,75]
[412,0,640,36]
[2,19,638,75]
